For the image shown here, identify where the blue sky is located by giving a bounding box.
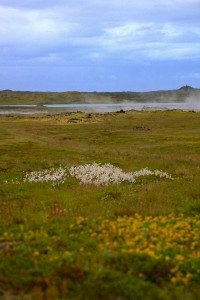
[0,0,200,91]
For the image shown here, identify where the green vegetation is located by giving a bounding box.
[0,86,200,105]
[0,110,200,299]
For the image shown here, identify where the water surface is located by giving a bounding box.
[0,102,199,114]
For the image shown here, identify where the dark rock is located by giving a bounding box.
[68,118,79,123]
[116,109,125,113]
[134,125,151,131]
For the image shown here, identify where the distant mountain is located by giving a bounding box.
[0,86,200,105]
[178,85,195,91]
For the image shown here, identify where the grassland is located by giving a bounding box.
[0,110,200,299]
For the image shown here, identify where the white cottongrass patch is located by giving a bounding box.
[69,163,173,186]
[3,163,173,187]
[132,168,172,180]
[23,167,67,187]
[69,163,136,186]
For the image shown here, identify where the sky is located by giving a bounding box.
[0,0,200,92]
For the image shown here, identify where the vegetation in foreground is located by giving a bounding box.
[0,110,200,299]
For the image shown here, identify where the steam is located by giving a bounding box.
[185,94,200,111]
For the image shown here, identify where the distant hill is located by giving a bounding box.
[0,86,200,105]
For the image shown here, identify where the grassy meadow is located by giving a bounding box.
[0,110,200,299]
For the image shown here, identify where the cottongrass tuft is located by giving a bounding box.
[23,167,67,187]
[132,168,173,180]
[69,163,135,186]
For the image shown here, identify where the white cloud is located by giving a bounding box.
[104,22,199,42]
[0,0,200,65]
[144,43,200,60]
[0,6,78,46]
[88,22,200,60]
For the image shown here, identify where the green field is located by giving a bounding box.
[0,110,200,299]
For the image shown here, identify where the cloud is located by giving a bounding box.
[0,6,78,45]
[83,22,200,61]
[1,0,200,66]
[0,0,200,91]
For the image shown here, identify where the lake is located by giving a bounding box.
[0,102,199,114]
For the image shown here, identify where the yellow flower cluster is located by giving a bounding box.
[70,213,200,285]
[97,214,199,284]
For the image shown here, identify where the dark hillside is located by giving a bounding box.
[0,86,200,105]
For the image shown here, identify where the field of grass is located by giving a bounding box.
[0,110,200,299]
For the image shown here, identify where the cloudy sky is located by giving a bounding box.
[0,0,200,91]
